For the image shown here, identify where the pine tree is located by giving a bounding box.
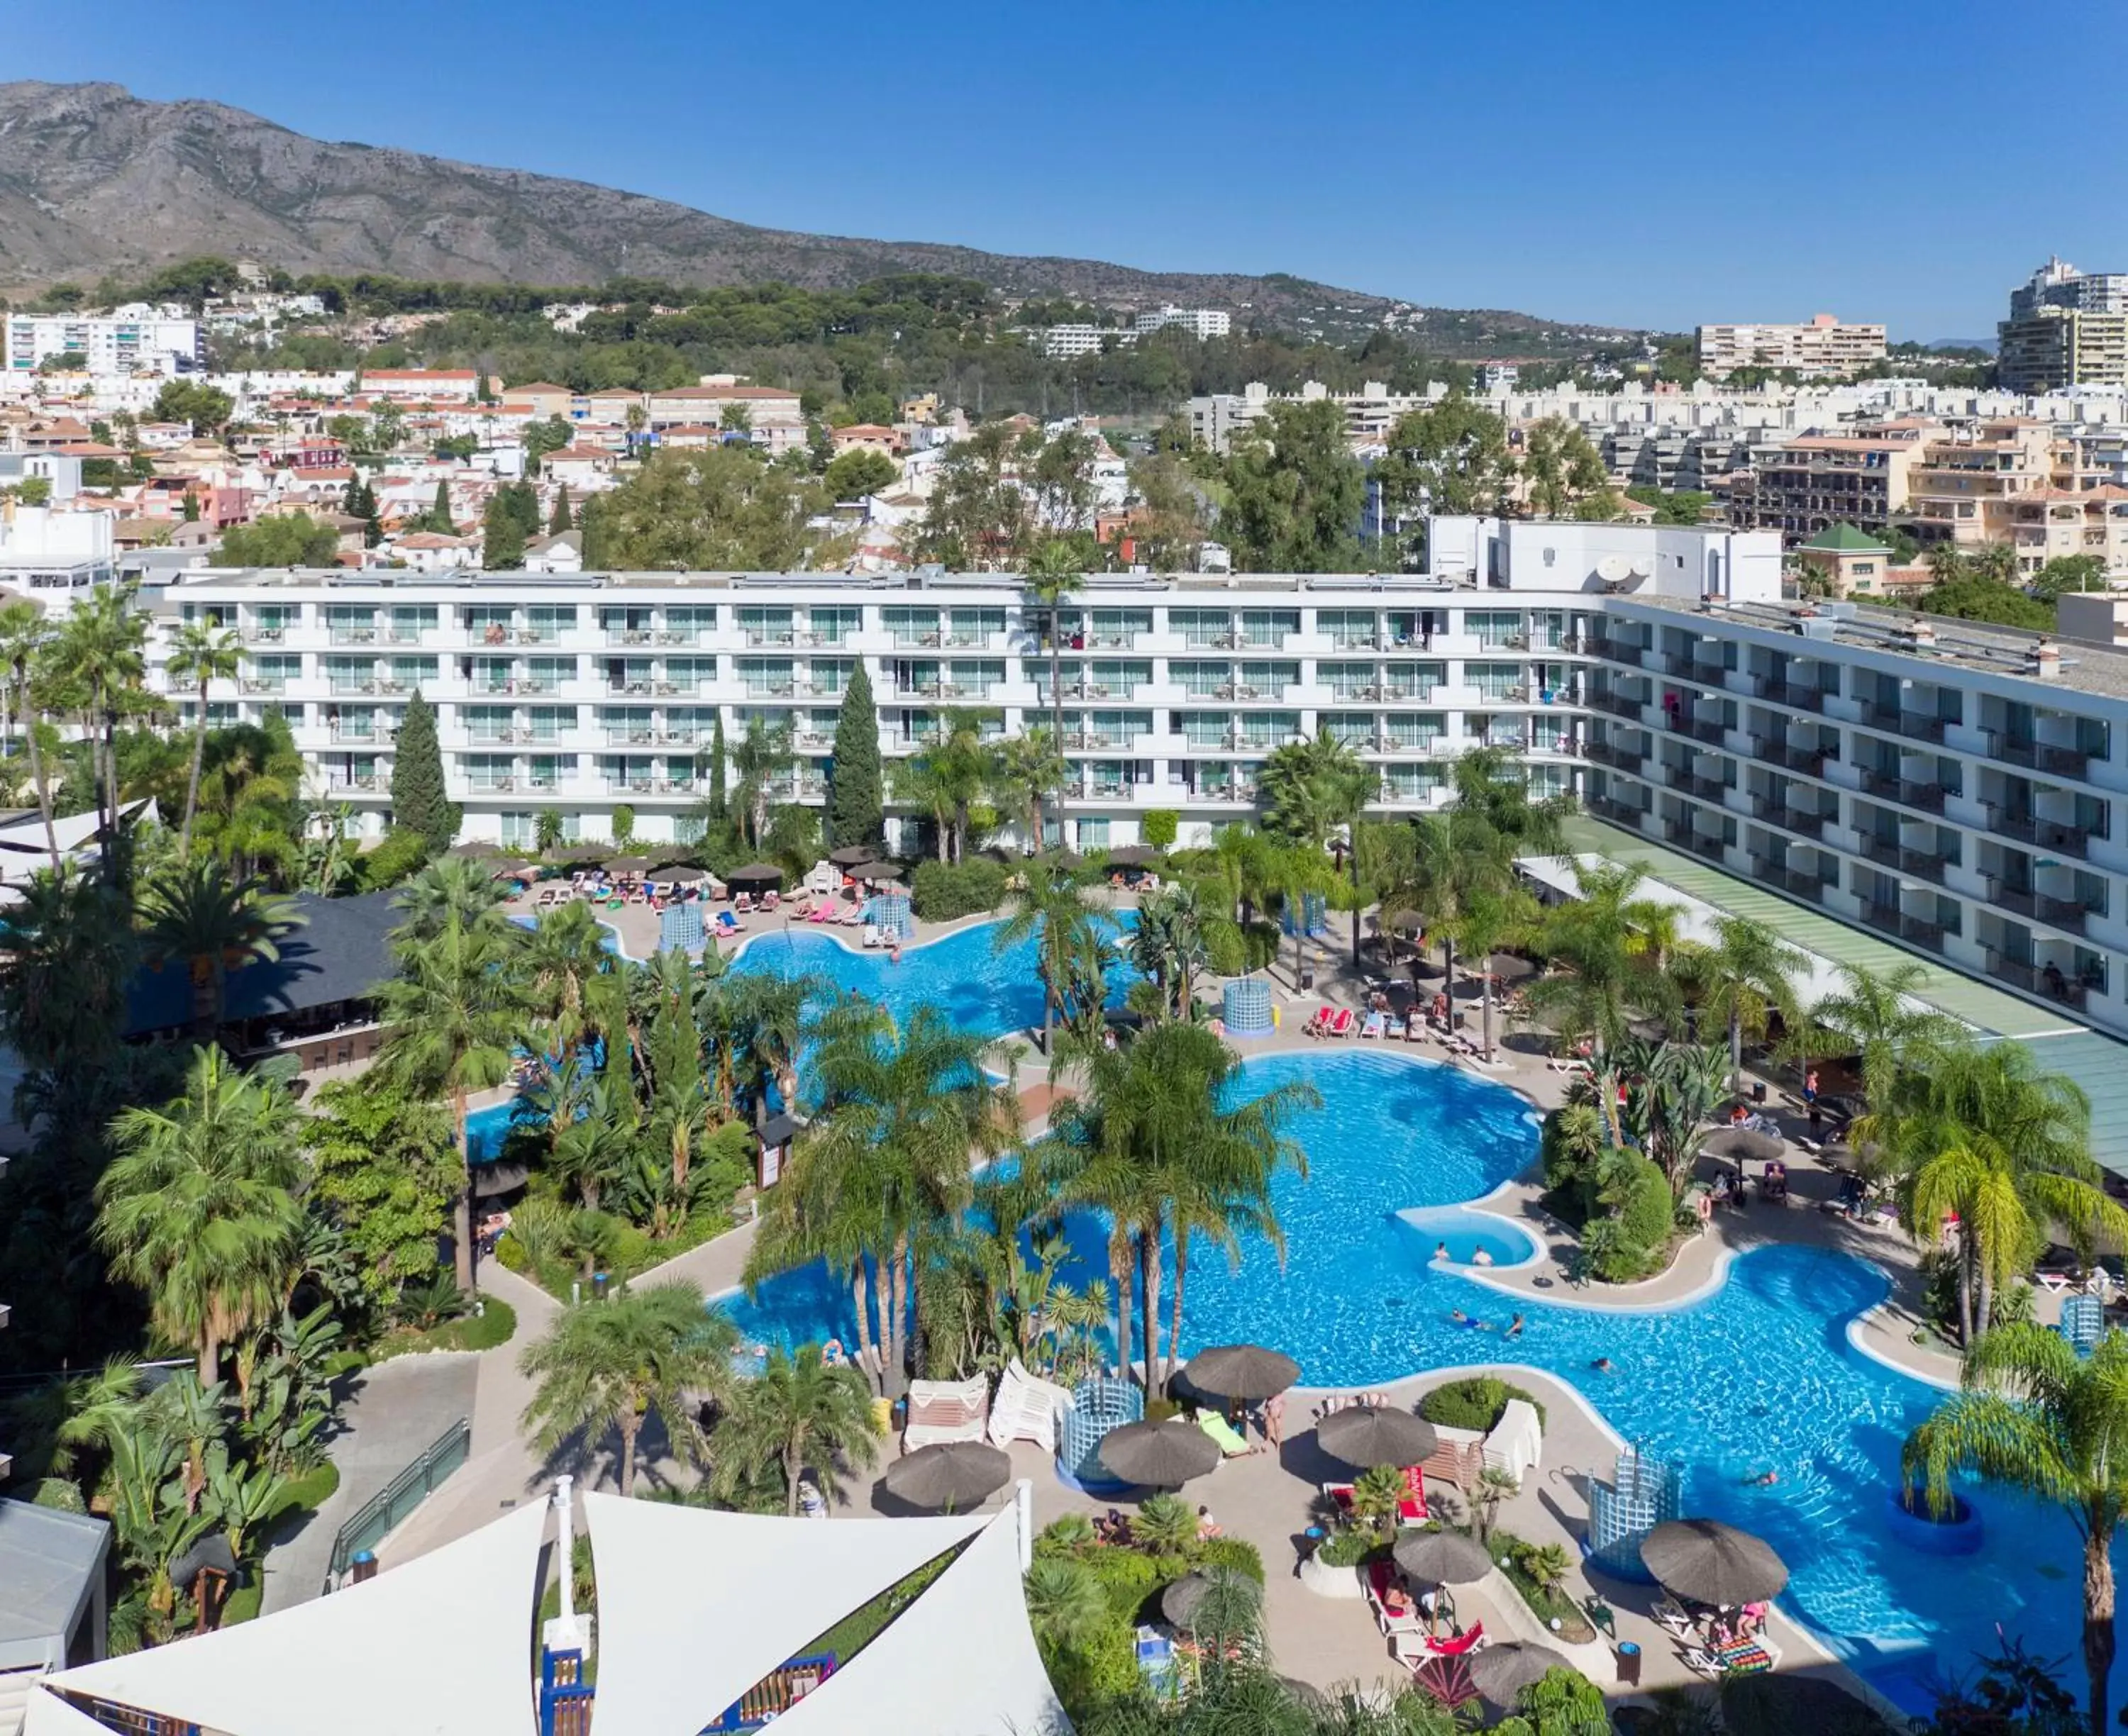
[828,660,882,848]
[426,479,454,534]
[483,494,528,570]
[391,689,458,850]
[706,714,728,821]
[549,485,572,534]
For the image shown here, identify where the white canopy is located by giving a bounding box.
[24,1500,546,1736]
[582,1491,986,1736]
[771,1509,1068,1736]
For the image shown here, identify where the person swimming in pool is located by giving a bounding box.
[1449,1309,1470,1325]
[1745,1468,1779,1486]
[1472,1246,1495,1267]
[1434,1241,1449,1261]
[1506,1313,1525,1339]
[1591,1357,1614,1373]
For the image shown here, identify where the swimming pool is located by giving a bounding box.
[1395,1204,1543,1271]
[719,1019,2102,1711]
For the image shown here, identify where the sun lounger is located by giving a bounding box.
[1651,1593,1697,1638]
[1328,1008,1356,1038]
[1365,1560,1422,1636]
[1196,1411,1251,1457]
[733,893,754,913]
[809,899,831,922]
[1422,1620,1485,1657]
[862,923,882,948]
[904,1372,991,1450]
[988,1358,1070,1454]
[715,911,743,935]
[1361,1011,1386,1039]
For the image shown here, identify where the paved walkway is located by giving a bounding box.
[261,1350,479,1610]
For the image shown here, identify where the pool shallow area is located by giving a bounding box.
[1395,1204,1541,1271]
[721,1040,2113,1710]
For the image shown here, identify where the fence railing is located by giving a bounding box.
[323,1417,472,1593]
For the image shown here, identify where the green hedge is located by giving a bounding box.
[1418,1376,1548,1434]
[910,857,1008,921]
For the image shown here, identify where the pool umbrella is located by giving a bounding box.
[882,1441,1012,1512]
[1317,1405,1438,1469]
[829,845,876,868]
[651,864,708,883]
[492,861,536,881]
[448,840,506,858]
[726,862,785,891]
[1641,1518,1789,1606]
[1105,845,1162,866]
[1182,1344,1300,1404]
[1161,1567,1260,1629]
[1099,1418,1221,1487]
[551,842,608,864]
[605,855,653,874]
[1469,1642,1573,1710]
[1392,1528,1492,1586]
[1705,1129,1783,1164]
[850,860,904,881]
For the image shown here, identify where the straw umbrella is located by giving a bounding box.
[1181,1345,1300,1405]
[1098,1419,1220,1488]
[1640,1518,1788,1606]
[1317,1405,1437,1469]
[829,845,875,869]
[1468,1642,1573,1711]
[882,1441,1012,1512]
[1392,1529,1492,1587]
[1705,1128,1783,1166]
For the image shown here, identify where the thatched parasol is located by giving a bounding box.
[1317,1404,1438,1469]
[1640,1518,1789,1606]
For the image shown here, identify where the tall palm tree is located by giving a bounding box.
[731,717,795,849]
[96,1047,306,1382]
[138,859,305,1042]
[1025,543,1083,750]
[1046,1020,1316,1390]
[1445,882,1541,1062]
[165,620,244,856]
[1269,839,1337,995]
[521,899,611,1049]
[1524,861,1682,1142]
[996,856,1109,1053]
[392,855,509,942]
[517,1281,737,1497]
[1811,959,1958,1113]
[1130,883,1209,1020]
[0,864,136,1076]
[1879,1039,2123,1341]
[1906,1323,2128,1735]
[1211,823,1275,932]
[904,710,994,863]
[0,600,60,872]
[709,1343,881,1515]
[1259,730,1378,969]
[744,1003,1014,1390]
[375,908,529,1291]
[1674,913,1808,1096]
[722,969,818,1127]
[49,582,147,880]
[992,725,1067,854]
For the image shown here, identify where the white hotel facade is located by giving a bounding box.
[134,516,2128,1043]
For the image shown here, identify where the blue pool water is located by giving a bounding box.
[1395,1204,1542,1270]
[708,929,2105,1708]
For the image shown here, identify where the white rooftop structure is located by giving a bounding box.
[23,1488,1065,1736]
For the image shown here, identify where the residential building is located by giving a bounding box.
[641,382,804,453]
[1032,325,1119,360]
[1133,305,1231,340]
[829,424,902,456]
[1725,427,1934,540]
[500,382,575,420]
[1998,259,2128,393]
[1695,315,1888,379]
[0,506,118,604]
[4,312,202,377]
[358,369,482,403]
[1792,523,1895,598]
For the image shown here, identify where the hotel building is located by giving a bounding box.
[131,514,2128,1048]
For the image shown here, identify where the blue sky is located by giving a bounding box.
[8,0,2124,338]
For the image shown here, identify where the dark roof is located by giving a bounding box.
[758,1113,804,1147]
[125,891,401,1037]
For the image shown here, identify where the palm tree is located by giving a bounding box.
[996,855,1109,1052]
[96,1047,306,1382]
[1446,883,1541,1061]
[521,899,612,1049]
[906,710,994,863]
[392,855,509,941]
[1130,884,1209,1020]
[49,582,147,879]
[1881,1040,2124,1342]
[1025,543,1083,750]
[1212,823,1276,933]
[517,1281,736,1497]
[709,1343,881,1515]
[746,1003,1015,1389]
[375,908,529,1291]
[1906,1323,2128,1735]
[732,717,795,849]
[1259,730,1378,969]
[165,620,244,856]
[1675,914,1807,1096]
[992,725,1067,853]
[138,859,305,1042]
[722,969,817,1127]
[1269,839,1336,995]
[1811,959,1958,1113]
[0,600,60,872]
[1046,1020,1316,1390]
[0,864,136,1075]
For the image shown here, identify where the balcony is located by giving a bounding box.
[655,629,701,646]
[325,774,382,792]
[465,777,516,794]
[605,628,656,647]
[1753,736,1828,776]
[1686,660,1729,689]
[1780,868,1829,901]
[1856,701,1946,743]
[1598,641,1646,669]
[1990,731,2092,777]
[1778,806,1830,838]
[1766,681,1827,713]
[1584,740,1641,772]
[328,626,379,645]
[1589,690,1646,720]
[243,626,288,644]
[742,630,797,647]
[1898,849,1949,885]
[1853,834,1901,869]
[1897,779,1948,814]
[1684,715,1729,746]
[2041,895,2095,936]
[1588,796,1647,827]
[1986,952,2089,1008]
[1686,774,1730,803]
[240,678,285,695]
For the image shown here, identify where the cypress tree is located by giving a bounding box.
[391,689,459,850]
[828,660,882,848]
[550,485,572,534]
[506,479,541,538]
[706,713,728,822]
[426,479,454,534]
[482,494,527,570]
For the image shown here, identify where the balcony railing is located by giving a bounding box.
[1987,952,2090,1007]
[2040,895,2095,936]
[1854,834,1901,869]
[1780,867,1829,901]
[1897,779,1948,814]
[1687,774,1730,803]
[1767,681,1828,713]
[1685,716,1729,745]
[1898,848,1949,885]
[1589,690,1645,720]
[1778,806,1830,838]
[1989,731,2093,777]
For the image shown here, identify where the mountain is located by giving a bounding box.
[0,81,1630,352]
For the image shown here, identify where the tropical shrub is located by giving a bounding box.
[1140,811,1178,850]
[354,828,433,891]
[910,857,1008,920]
[1418,1376,1547,1435]
[1193,1536,1265,1582]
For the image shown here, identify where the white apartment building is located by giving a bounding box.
[1134,306,1231,340]
[1036,326,1123,360]
[0,507,118,603]
[4,313,203,378]
[1695,315,1888,380]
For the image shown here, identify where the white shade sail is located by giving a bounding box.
[770,1510,1068,1736]
[25,1500,547,1736]
[582,1491,985,1736]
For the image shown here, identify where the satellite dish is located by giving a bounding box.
[1596,554,1631,583]
[1628,557,1656,578]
